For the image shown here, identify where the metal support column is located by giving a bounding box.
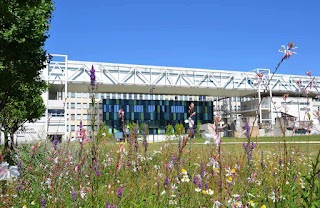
[258,84,262,124]
[150,85,155,143]
[64,55,68,141]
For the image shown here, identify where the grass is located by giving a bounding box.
[167,134,320,144]
[151,140,320,159]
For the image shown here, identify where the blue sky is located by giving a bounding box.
[45,0,320,76]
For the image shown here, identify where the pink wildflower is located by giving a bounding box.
[306,71,311,76]
[279,42,297,59]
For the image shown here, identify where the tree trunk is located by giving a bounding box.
[3,130,14,165]
[4,131,9,149]
[10,133,14,150]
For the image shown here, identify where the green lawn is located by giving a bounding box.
[165,134,320,144]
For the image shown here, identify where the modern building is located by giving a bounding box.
[6,54,320,143]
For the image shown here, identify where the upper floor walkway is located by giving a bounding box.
[44,54,320,98]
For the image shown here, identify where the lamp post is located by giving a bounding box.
[150,85,155,143]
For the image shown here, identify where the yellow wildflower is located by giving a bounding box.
[261,205,266,208]
[181,168,187,175]
[227,176,233,183]
[23,205,27,208]
[201,190,207,195]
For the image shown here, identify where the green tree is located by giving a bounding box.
[97,122,114,142]
[0,0,53,111]
[174,123,185,136]
[165,124,174,135]
[0,84,46,149]
[0,0,53,150]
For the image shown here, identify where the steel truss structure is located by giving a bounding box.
[46,55,320,97]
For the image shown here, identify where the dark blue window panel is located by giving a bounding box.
[102,98,213,135]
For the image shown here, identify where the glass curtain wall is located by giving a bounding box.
[102,99,213,134]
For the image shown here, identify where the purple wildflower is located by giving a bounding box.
[164,177,169,186]
[193,176,198,185]
[90,65,96,86]
[117,187,123,198]
[197,181,202,189]
[142,139,148,149]
[53,135,59,151]
[235,195,241,201]
[41,196,46,207]
[16,178,23,192]
[71,187,77,200]
[279,159,283,166]
[95,169,101,176]
[251,142,256,149]
[106,202,116,208]
[94,160,101,177]
[243,142,247,149]
[171,155,177,163]
[17,161,22,174]
[243,142,256,160]
[289,157,293,165]
[218,180,222,191]
[245,122,250,138]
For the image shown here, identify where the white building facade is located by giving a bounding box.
[5,54,320,143]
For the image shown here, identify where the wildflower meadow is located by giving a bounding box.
[0,42,320,208]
